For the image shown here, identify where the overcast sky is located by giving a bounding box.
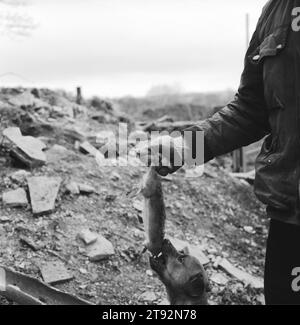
[0,0,267,97]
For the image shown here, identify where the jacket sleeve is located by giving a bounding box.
[185,28,270,163]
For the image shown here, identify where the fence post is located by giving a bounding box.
[76,87,82,105]
[232,148,246,173]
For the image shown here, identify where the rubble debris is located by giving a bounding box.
[78,183,96,194]
[174,201,183,209]
[79,141,100,157]
[0,265,91,305]
[90,97,113,112]
[10,138,46,168]
[65,182,95,195]
[210,273,229,286]
[50,105,66,118]
[79,141,105,165]
[213,256,223,269]
[2,188,28,208]
[3,127,47,168]
[188,245,210,266]
[146,270,153,277]
[79,268,88,275]
[230,170,255,185]
[0,216,11,223]
[50,144,68,153]
[78,229,98,245]
[19,235,41,251]
[61,127,86,144]
[182,210,193,220]
[168,237,191,253]
[105,194,117,202]
[110,172,120,181]
[9,170,31,184]
[8,91,49,109]
[203,169,218,179]
[243,226,256,234]
[3,127,22,142]
[139,291,157,303]
[168,237,209,266]
[91,113,113,124]
[158,298,169,305]
[65,182,80,195]
[86,235,115,261]
[40,261,73,285]
[27,176,61,215]
[256,294,265,305]
[132,200,143,213]
[0,87,269,305]
[46,144,75,164]
[143,121,195,133]
[219,258,263,289]
[93,130,113,147]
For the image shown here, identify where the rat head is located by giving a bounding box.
[150,239,210,305]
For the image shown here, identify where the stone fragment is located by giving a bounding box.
[79,268,88,275]
[139,291,157,302]
[230,170,255,185]
[46,144,72,163]
[8,91,49,109]
[244,226,256,234]
[9,170,31,184]
[110,172,120,181]
[19,235,41,251]
[158,298,169,305]
[0,216,10,223]
[219,258,263,289]
[210,273,229,286]
[78,183,96,194]
[86,235,115,261]
[78,229,98,245]
[27,176,61,215]
[40,261,73,285]
[133,200,143,212]
[168,237,209,266]
[2,188,28,208]
[66,182,80,195]
[3,127,22,142]
[7,132,46,168]
[79,141,99,157]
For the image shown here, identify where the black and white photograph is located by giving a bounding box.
[0,0,300,310]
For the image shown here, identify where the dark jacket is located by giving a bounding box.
[187,0,300,225]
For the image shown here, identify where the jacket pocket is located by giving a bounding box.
[249,26,289,110]
[249,26,289,65]
[258,134,279,162]
[254,138,292,211]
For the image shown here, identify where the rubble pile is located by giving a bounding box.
[0,87,266,305]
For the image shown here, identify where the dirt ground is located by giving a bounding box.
[0,88,268,305]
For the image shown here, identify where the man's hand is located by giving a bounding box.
[136,135,188,176]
